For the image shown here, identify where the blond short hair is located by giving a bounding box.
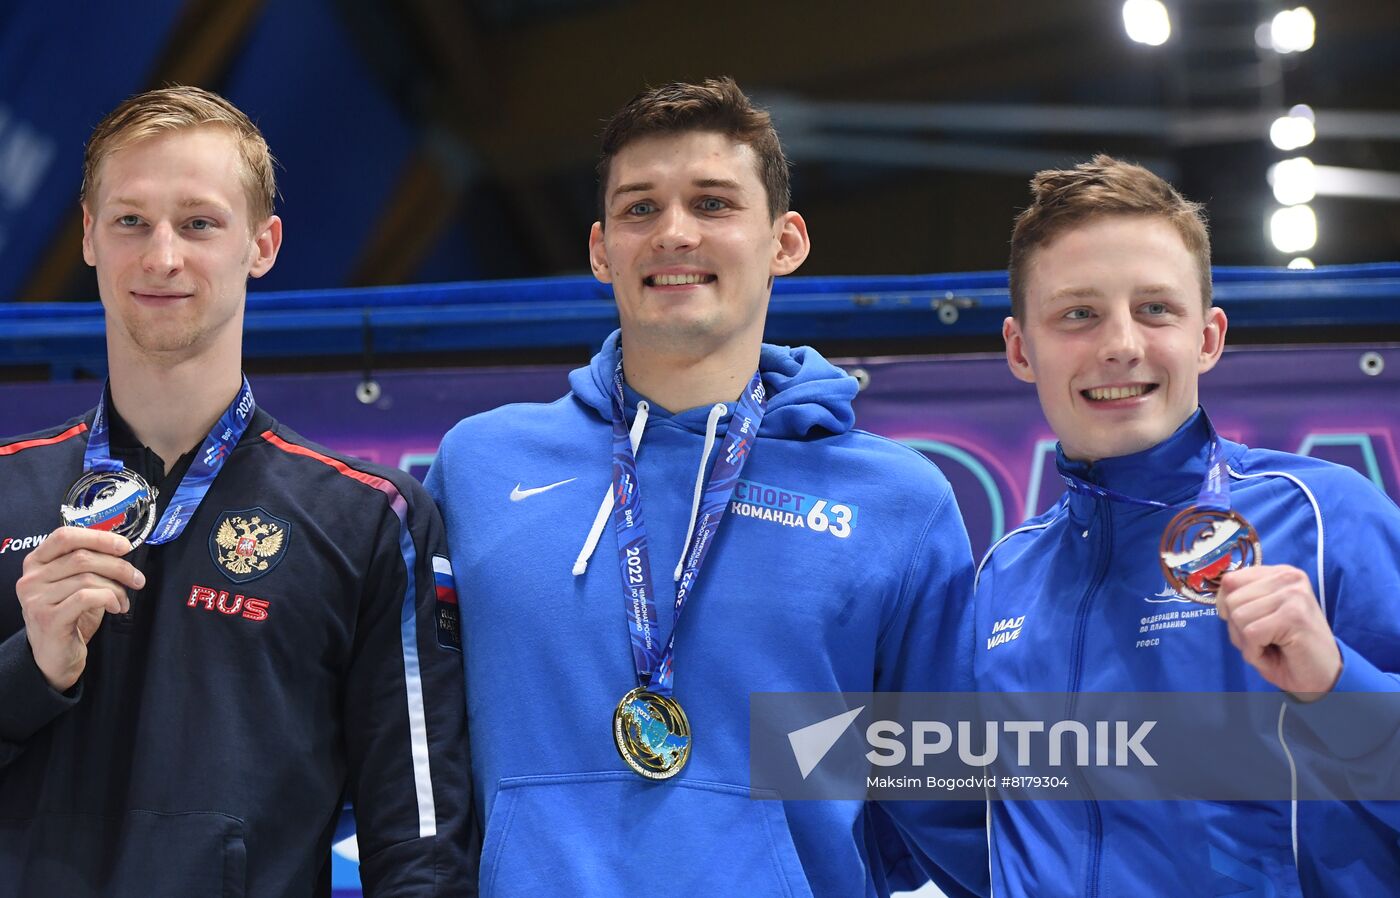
[82,85,277,224]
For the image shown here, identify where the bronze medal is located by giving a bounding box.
[1159,506,1261,604]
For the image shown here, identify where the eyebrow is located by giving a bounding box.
[610,177,746,200]
[1046,284,1180,303]
[1046,286,1103,303]
[693,178,742,191]
[108,196,232,212]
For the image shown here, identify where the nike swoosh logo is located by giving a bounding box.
[510,478,577,502]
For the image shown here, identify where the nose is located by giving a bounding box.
[1097,307,1144,366]
[652,204,698,253]
[141,222,183,277]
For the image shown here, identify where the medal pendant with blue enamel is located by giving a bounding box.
[613,686,692,780]
[61,469,158,549]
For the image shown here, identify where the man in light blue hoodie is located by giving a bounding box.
[426,78,987,898]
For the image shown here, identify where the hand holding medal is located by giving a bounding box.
[15,527,143,691]
[1216,565,1343,697]
[19,379,256,692]
[1063,414,1340,697]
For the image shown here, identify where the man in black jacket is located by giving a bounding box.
[0,86,475,897]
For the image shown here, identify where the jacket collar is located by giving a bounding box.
[1057,408,1247,521]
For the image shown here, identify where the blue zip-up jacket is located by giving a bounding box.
[974,410,1400,897]
[427,332,988,898]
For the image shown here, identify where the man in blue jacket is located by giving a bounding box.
[427,78,987,898]
[979,154,1400,895]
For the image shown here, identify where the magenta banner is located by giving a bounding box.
[3,345,1398,562]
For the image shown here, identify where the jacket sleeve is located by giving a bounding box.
[0,629,81,767]
[343,475,478,896]
[1290,472,1400,838]
[870,485,990,898]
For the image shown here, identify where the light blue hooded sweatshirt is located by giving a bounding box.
[426,332,988,898]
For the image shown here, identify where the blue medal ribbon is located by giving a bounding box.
[83,377,256,545]
[610,360,766,697]
[1058,410,1231,512]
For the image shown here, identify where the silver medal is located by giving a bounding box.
[60,469,158,549]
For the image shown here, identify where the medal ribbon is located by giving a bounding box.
[1057,411,1231,512]
[83,376,256,545]
[610,360,766,697]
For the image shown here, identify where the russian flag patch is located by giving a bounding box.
[432,555,461,652]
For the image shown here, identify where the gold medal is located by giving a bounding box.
[613,686,691,780]
[1159,506,1261,605]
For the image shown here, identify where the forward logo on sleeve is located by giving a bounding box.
[729,478,857,539]
[0,532,47,556]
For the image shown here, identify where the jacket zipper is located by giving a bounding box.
[1067,500,1112,898]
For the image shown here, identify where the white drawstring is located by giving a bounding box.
[674,404,726,581]
[572,402,649,576]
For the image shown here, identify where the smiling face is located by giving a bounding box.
[81,126,280,365]
[588,130,808,359]
[1004,214,1227,463]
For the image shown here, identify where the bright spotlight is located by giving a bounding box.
[1287,257,1315,269]
[1270,107,1316,150]
[1270,205,1317,254]
[1123,0,1171,46]
[1269,157,1316,206]
[1271,7,1315,53]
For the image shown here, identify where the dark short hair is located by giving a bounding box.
[596,77,790,223]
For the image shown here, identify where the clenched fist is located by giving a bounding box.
[1217,564,1342,700]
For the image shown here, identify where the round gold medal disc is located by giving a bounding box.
[60,469,158,550]
[613,686,692,780]
[1158,506,1261,605]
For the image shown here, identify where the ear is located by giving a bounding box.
[81,204,96,268]
[1003,316,1037,384]
[770,211,810,277]
[248,215,283,279]
[1197,305,1228,374]
[588,221,613,285]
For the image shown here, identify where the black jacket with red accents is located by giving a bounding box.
[0,405,476,897]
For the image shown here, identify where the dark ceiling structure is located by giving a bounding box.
[4,0,1398,303]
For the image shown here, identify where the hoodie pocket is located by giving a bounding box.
[0,809,247,898]
[480,772,815,898]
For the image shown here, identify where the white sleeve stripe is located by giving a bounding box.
[975,510,1065,591]
[432,555,452,576]
[396,520,437,838]
[1232,466,1320,874]
[1227,466,1326,616]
